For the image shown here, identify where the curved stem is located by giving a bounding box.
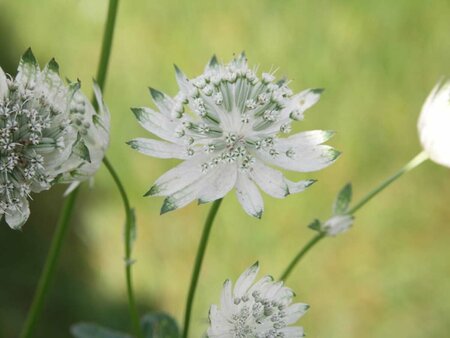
[103,157,142,338]
[280,233,325,281]
[95,0,119,91]
[20,189,80,338]
[281,151,429,281]
[182,199,223,338]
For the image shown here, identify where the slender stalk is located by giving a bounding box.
[347,151,428,214]
[281,151,429,281]
[280,233,325,281]
[20,189,80,338]
[96,0,119,91]
[103,158,142,338]
[183,199,223,338]
[20,1,120,336]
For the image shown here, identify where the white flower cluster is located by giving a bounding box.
[0,49,109,229]
[130,54,339,217]
[208,263,308,338]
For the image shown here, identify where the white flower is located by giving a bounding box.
[0,49,109,229]
[322,214,354,236]
[129,54,339,217]
[418,80,450,167]
[207,262,308,338]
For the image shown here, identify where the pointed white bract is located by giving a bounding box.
[207,262,308,338]
[130,54,339,217]
[418,80,450,167]
[0,49,109,229]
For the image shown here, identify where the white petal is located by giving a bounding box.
[284,303,309,325]
[233,262,259,299]
[283,130,335,146]
[174,65,196,97]
[16,49,39,87]
[127,138,188,159]
[0,67,8,99]
[146,158,205,197]
[285,179,316,194]
[160,166,218,213]
[220,279,234,314]
[418,80,450,167]
[198,164,237,203]
[5,199,30,230]
[258,144,340,172]
[131,107,181,143]
[235,174,264,218]
[250,161,289,198]
[149,88,175,116]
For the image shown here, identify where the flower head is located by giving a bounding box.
[207,262,308,338]
[418,80,450,167]
[0,49,109,229]
[322,214,354,236]
[130,54,339,217]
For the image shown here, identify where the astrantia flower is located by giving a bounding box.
[207,262,308,338]
[0,49,109,229]
[418,80,450,167]
[129,54,339,217]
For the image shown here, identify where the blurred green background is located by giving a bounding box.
[1,0,450,337]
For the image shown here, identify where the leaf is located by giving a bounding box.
[73,133,91,163]
[71,323,131,338]
[141,312,180,338]
[307,219,322,232]
[333,183,352,215]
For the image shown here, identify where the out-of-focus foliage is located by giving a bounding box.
[1,0,450,337]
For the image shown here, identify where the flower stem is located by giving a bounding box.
[182,199,223,338]
[95,0,119,91]
[280,232,325,281]
[20,189,80,338]
[103,157,143,338]
[280,151,429,281]
[20,1,120,336]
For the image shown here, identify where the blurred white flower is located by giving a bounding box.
[207,262,308,338]
[0,49,109,229]
[418,80,450,167]
[322,214,354,236]
[129,54,339,217]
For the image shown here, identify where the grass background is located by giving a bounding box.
[1,0,450,337]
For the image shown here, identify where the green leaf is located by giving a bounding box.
[141,312,180,338]
[73,133,91,163]
[308,219,322,232]
[71,323,131,338]
[333,183,352,215]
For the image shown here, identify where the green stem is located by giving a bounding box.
[182,199,223,338]
[95,0,119,91]
[103,158,142,338]
[20,1,120,336]
[347,151,428,214]
[280,232,325,281]
[280,151,429,281]
[20,189,80,338]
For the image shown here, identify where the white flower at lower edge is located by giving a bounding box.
[129,54,340,217]
[0,49,109,229]
[418,80,450,167]
[322,214,354,236]
[207,262,308,338]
